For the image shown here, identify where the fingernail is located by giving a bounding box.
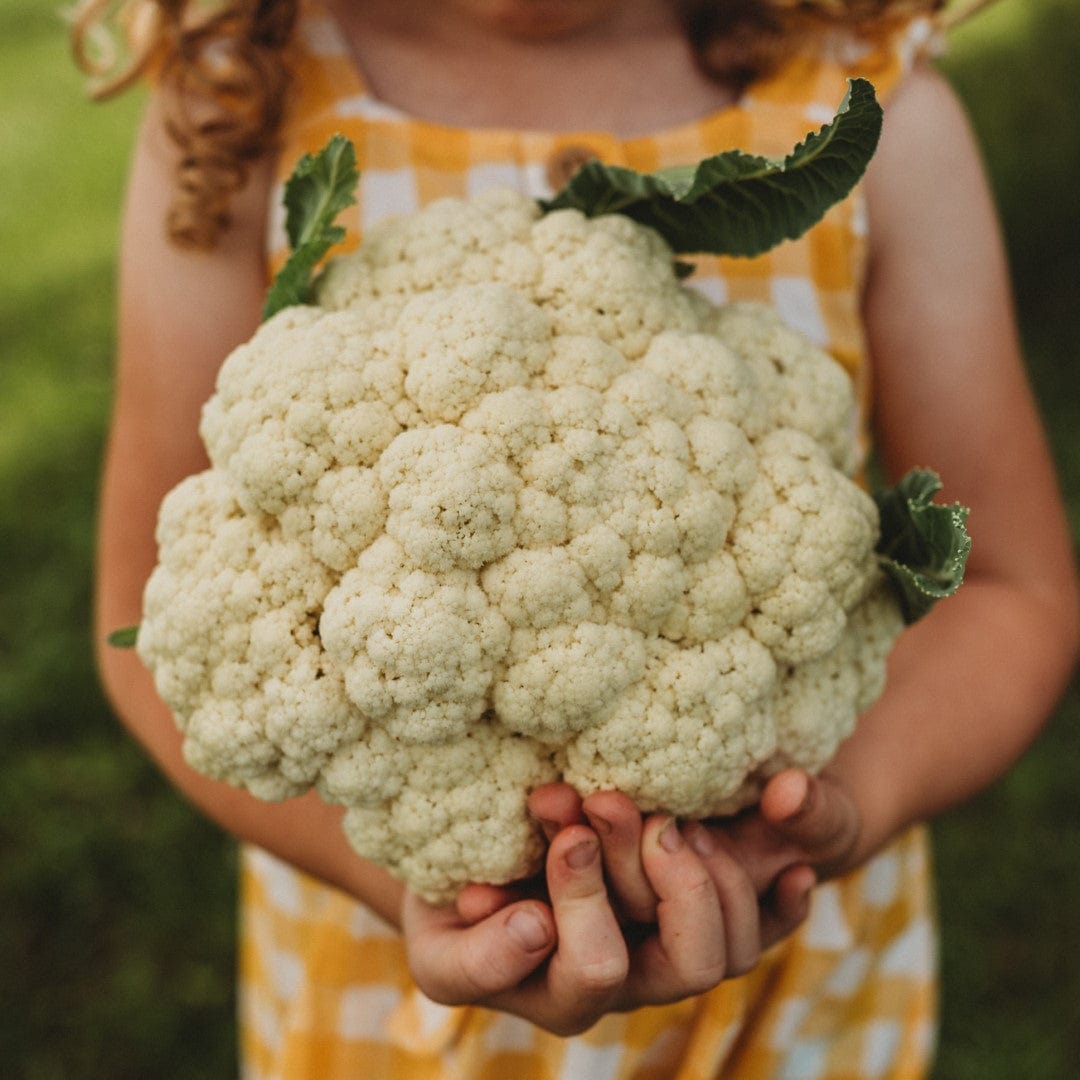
[659,820,683,854]
[507,909,551,952]
[584,810,612,836]
[536,818,561,837]
[566,838,598,870]
[688,824,715,857]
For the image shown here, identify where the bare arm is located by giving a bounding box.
[94,101,405,923]
[826,62,1079,864]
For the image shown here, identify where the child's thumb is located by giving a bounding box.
[760,769,860,876]
[402,894,555,1006]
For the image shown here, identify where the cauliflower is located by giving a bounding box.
[131,102,968,902]
[135,182,914,901]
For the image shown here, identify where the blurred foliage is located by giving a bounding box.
[0,4,238,1077]
[944,0,1080,311]
[931,3,1080,1075]
[0,0,1076,1076]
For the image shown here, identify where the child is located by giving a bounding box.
[81,0,1079,1075]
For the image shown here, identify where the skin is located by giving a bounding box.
[96,0,1079,1037]
[327,0,739,133]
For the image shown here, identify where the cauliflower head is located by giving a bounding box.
[137,188,906,902]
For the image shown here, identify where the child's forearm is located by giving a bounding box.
[850,64,1080,872]
[827,571,1078,870]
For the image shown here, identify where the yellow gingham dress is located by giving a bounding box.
[241,6,941,1077]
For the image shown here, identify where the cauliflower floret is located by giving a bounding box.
[642,330,770,437]
[137,471,359,797]
[320,536,511,743]
[731,429,879,665]
[665,550,750,645]
[495,622,648,740]
[320,725,559,904]
[481,546,595,629]
[379,426,521,572]
[558,631,779,816]
[277,465,386,573]
[709,302,860,475]
[201,306,405,517]
[314,188,543,308]
[532,209,701,358]
[138,188,908,901]
[200,305,405,575]
[763,583,904,779]
[401,284,551,423]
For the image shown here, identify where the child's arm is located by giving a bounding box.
[825,60,1079,866]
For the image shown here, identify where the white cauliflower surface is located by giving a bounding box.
[138,189,905,902]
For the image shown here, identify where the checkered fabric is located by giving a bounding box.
[241,5,940,1077]
[242,826,937,1080]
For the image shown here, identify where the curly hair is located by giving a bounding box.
[70,0,985,249]
[71,0,297,247]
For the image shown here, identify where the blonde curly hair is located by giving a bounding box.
[71,0,296,247]
[70,0,986,249]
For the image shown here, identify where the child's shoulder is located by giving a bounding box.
[759,13,943,109]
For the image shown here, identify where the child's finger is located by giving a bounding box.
[542,825,629,1019]
[681,821,762,978]
[527,781,585,842]
[402,894,556,1006]
[760,864,817,950]
[456,882,522,924]
[632,816,727,1001]
[760,769,859,873]
[582,790,658,924]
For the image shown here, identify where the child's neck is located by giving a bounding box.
[326,0,739,135]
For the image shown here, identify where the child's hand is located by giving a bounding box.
[474,778,848,961]
[697,768,863,946]
[402,811,749,1035]
[541,787,785,971]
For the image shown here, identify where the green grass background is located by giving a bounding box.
[2,0,1077,1075]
